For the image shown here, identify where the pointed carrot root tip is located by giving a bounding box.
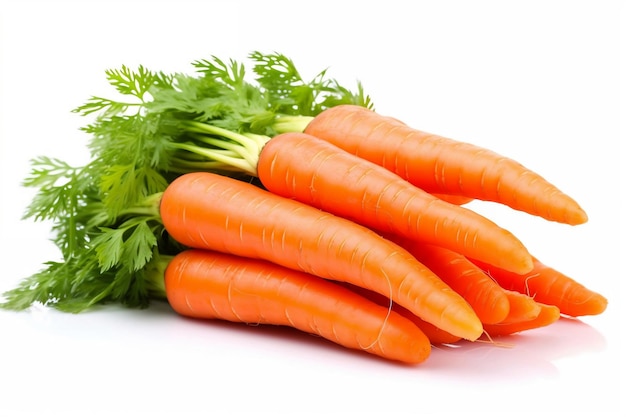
[590,297,609,315]
[571,296,609,317]
[462,320,485,342]
[407,340,432,365]
[569,208,589,225]
[519,256,535,275]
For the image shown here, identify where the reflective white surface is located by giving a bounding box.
[1,1,624,416]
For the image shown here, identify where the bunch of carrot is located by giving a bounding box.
[1,53,608,365]
[160,106,606,364]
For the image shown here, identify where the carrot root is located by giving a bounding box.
[165,249,431,364]
[304,104,588,225]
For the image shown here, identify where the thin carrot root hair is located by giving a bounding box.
[476,331,516,348]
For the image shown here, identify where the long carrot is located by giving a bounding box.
[160,171,483,341]
[302,104,588,225]
[471,257,608,317]
[165,249,431,363]
[259,132,533,274]
[388,239,510,324]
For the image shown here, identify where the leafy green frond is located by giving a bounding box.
[72,96,140,117]
[105,65,164,100]
[4,51,375,312]
[193,56,247,89]
[248,51,374,116]
[92,220,158,273]
[99,164,168,217]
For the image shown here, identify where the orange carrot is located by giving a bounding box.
[165,249,431,363]
[303,104,588,225]
[482,303,561,337]
[259,132,533,274]
[160,172,483,340]
[499,289,542,324]
[388,239,510,324]
[472,257,608,317]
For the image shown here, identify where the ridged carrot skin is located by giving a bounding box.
[304,104,588,225]
[472,257,608,317]
[160,172,483,341]
[165,249,431,363]
[389,239,510,324]
[258,132,533,274]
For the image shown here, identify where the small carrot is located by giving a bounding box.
[499,289,542,324]
[259,132,533,274]
[160,172,483,340]
[482,303,561,337]
[165,249,431,363]
[302,104,588,225]
[472,257,608,317]
[389,238,510,324]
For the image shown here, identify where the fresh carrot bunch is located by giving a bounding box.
[1,52,607,365]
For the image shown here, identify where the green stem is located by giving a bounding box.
[272,115,313,134]
[143,254,174,300]
[168,157,245,174]
[172,142,257,176]
[175,121,272,176]
[183,120,268,157]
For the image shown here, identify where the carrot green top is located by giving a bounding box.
[1,52,371,312]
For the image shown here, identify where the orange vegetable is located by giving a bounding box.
[303,104,588,225]
[165,249,431,364]
[160,172,483,341]
[472,257,608,317]
[482,303,561,337]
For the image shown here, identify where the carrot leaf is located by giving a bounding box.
[2,52,372,311]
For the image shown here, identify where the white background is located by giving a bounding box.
[1,1,624,416]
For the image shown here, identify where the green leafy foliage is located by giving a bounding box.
[1,52,373,312]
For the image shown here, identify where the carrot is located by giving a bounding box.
[160,171,483,341]
[303,104,588,225]
[259,132,533,274]
[388,239,510,324]
[165,249,431,363]
[499,289,542,324]
[472,257,608,317]
[482,303,561,337]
